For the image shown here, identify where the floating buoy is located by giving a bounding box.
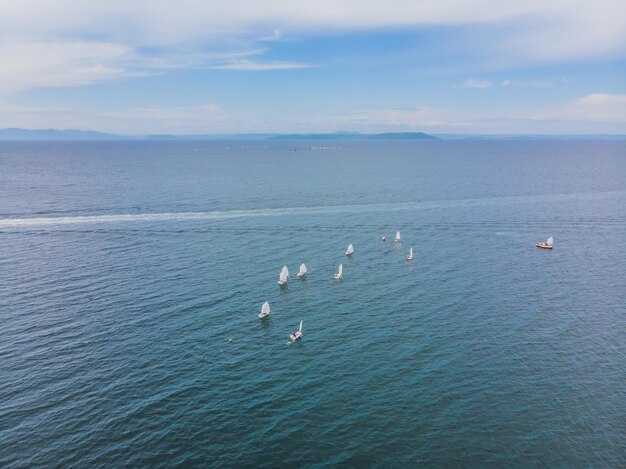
[228,338,233,343]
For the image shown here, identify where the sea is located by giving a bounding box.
[1,140,625,467]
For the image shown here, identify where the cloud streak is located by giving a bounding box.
[3,94,626,135]
[208,60,313,71]
[0,103,224,134]
[516,93,626,123]
[501,79,553,88]
[0,41,131,93]
[460,79,493,89]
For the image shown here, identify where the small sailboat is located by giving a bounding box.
[259,301,270,319]
[278,265,289,285]
[345,243,354,256]
[290,320,303,341]
[297,263,307,277]
[536,236,554,249]
[381,235,386,242]
[394,230,401,243]
[407,247,413,261]
[333,263,343,280]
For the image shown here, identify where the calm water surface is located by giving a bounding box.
[1,140,625,467]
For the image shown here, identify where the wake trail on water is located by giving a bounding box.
[1,189,623,228]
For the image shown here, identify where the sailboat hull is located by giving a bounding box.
[535,242,553,249]
[290,332,302,341]
[259,312,270,318]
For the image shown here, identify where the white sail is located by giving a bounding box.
[290,320,303,341]
[346,243,354,255]
[409,247,413,257]
[259,301,270,318]
[298,263,307,276]
[279,265,289,284]
[333,262,343,279]
[395,230,401,242]
[547,237,553,246]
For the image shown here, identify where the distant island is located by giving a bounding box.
[269,132,437,140]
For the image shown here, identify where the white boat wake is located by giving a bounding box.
[2,189,623,228]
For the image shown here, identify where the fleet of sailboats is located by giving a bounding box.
[251,230,553,343]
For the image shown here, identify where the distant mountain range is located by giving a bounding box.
[0,128,122,140]
[0,128,624,141]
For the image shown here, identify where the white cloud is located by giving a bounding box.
[0,40,283,92]
[523,93,626,122]
[0,1,623,95]
[501,80,553,88]
[498,1,626,62]
[330,107,446,130]
[0,42,131,93]
[460,79,493,88]
[131,48,270,71]
[3,96,626,134]
[330,95,626,133]
[208,59,313,70]
[102,104,222,121]
[96,103,227,134]
[2,1,621,42]
[0,103,225,134]
[260,29,283,41]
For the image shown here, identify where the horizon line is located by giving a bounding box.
[1,127,626,139]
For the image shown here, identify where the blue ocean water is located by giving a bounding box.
[1,140,625,467]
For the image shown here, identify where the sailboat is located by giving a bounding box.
[394,231,401,243]
[333,263,343,280]
[381,235,386,242]
[536,236,554,249]
[407,247,413,261]
[345,244,354,256]
[278,265,289,285]
[258,301,270,319]
[297,263,307,277]
[290,320,303,341]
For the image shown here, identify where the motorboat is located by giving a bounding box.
[536,237,553,249]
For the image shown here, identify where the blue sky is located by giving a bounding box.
[0,1,624,134]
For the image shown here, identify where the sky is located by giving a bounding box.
[0,0,625,135]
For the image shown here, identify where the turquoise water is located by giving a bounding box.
[1,140,625,466]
